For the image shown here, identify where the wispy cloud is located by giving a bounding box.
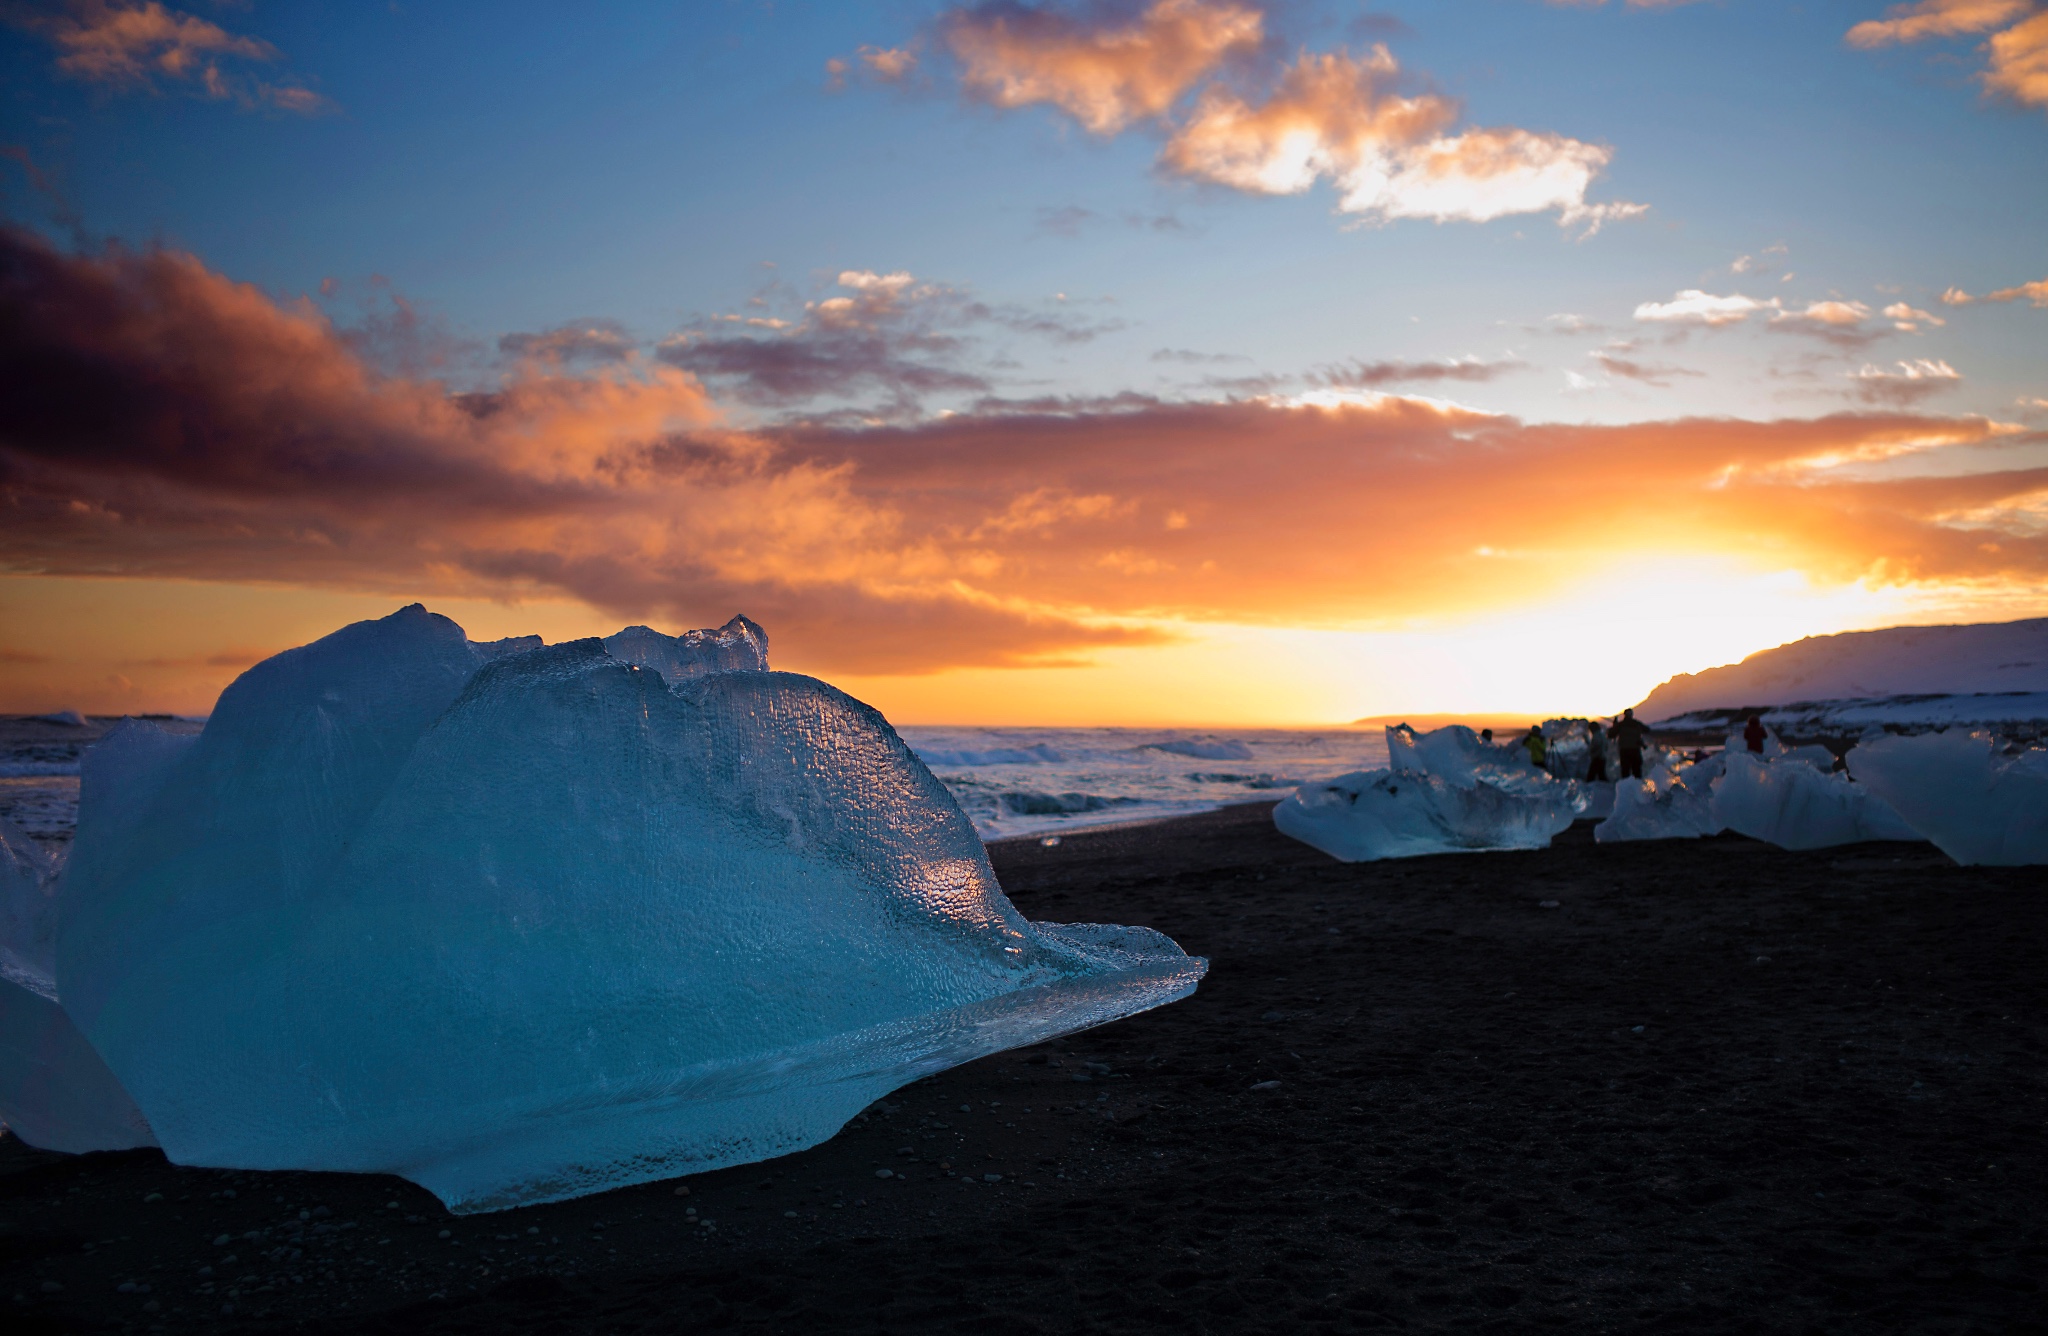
[1158,46,1643,230]
[9,1,334,113]
[1633,289,1778,326]
[1847,0,2048,110]
[877,3,1643,231]
[498,321,638,367]
[1985,10,2048,105]
[1849,358,1964,405]
[654,269,1115,419]
[1846,0,2032,48]
[1771,299,1883,346]
[1941,275,2048,306]
[1589,344,1703,385]
[827,42,922,90]
[1315,355,1526,387]
[1882,301,1946,331]
[942,0,1264,133]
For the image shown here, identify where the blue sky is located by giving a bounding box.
[7,1,2043,420]
[1,2,2045,721]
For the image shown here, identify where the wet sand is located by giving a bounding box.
[4,802,2045,1334]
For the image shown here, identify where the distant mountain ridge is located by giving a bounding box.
[1637,619,2048,722]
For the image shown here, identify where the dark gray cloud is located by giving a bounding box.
[1315,355,1526,388]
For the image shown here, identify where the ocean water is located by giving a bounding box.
[898,726,1391,841]
[0,717,1386,853]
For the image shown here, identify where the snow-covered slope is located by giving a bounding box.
[1637,620,2048,723]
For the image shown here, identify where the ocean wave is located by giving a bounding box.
[0,761,82,778]
[996,790,1143,817]
[1144,738,1256,761]
[912,743,1066,766]
[1187,772,1306,790]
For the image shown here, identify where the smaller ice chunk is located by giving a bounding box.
[602,615,768,682]
[1386,724,1576,805]
[1274,770,1575,862]
[35,710,88,728]
[0,811,157,1154]
[0,979,157,1154]
[1710,751,1920,850]
[1596,755,1725,843]
[1848,731,2048,866]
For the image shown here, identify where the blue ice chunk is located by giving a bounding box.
[50,606,1202,1211]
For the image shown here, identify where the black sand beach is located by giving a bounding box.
[5,802,2045,1334]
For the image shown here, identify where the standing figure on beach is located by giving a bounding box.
[1585,720,1609,783]
[1523,725,1548,770]
[1611,708,1650,780]
[1744,713,1768,754]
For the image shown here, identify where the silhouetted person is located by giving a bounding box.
[1611,708,1650,780]
[1585,719,1609,783]
[1743,713,1768,754]
[1523,726,1548,769]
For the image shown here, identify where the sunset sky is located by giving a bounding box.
[2,0,2044,724]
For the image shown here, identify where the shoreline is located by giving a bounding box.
[3,802,2044,1334]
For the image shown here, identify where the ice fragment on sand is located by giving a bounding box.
[0,813,156,1153]
[48,605,1202,1212]
[0,978,157,1153]
[1273,769,1574,863]
[1595,754,1726,843]
[1709,750,1920,850]
[1848,730,2048,866]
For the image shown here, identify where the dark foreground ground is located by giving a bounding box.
[5,804,2045,1335]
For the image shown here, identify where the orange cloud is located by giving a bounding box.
[1847,0,2048,109]
[860,44,919,80]
[1940,275,2048,306]
[1985,9,2048,102]
[1159,46,1641,228]
[11,1,333,113]
[6,229,2045,681]
[1846,0,2032,47]
[943,0,1263,134]
[1883,301,1945,331]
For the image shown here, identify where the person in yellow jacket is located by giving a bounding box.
[1523,725,1548,769]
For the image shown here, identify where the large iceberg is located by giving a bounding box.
[1848,730,2048,865]
[1709,750,1920,850]
[20,606,1204,1212]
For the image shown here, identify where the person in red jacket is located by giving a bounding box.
[1743,714,1768,754]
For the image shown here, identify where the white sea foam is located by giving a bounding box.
[899,727,1392,840]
